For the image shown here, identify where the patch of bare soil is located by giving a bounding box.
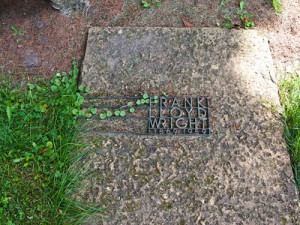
[263,0,300,71]
[0,0,86,78]
[0,0,299,78]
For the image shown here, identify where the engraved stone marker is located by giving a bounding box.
[80,28,299,224]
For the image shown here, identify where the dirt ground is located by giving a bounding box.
[0,0,299,78]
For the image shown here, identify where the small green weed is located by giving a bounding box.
[220,0,230,7]
[237,1,254,30]
[273,0,283,13]
[11,26,24,36]
[0,62,105,224]
[92,93,159,120]
[217,0,254,30]
[11,26,25,43]
[216,16,232,29]
[142,0,162,8]
[224,16,232,28]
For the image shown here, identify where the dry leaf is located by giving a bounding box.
[180,15,194,28]
[37,148,49,155]
[231,124,240,130]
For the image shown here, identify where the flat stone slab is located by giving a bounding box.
[80,28,299,224]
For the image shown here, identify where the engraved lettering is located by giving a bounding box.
[197,97,205,108]
[175,118,188,128]
[184,97,192,108]
[161,118,166,128]
[147,97,209,136]
[150,118,167,128]
[161,97,167,108]
[160,97,167,117]
[198,108,207,118]
[189,118,198,129]
[185,106,193,117]
[150,97,156,104]
[171,97,180,108]
[170,107,182,118]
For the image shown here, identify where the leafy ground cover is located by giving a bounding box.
[0,63,105,224]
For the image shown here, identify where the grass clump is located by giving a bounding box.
[273,0,283,13]
[0,62,105,224]
[279,69,300,193]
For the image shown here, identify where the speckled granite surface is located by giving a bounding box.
[80,28,299,224]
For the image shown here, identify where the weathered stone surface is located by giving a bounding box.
[50,0,89,16]
[20,50,38,68]
[36,21,44,29]
[80,28,299,224]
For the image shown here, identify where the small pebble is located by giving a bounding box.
[41,36,48,43]
[23,55,38,68]
[162,194,168,200]
[36,21,44,29]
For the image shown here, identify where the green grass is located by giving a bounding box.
[273,0,283,13]
[279,69,300,194]
[0,63,105,224]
